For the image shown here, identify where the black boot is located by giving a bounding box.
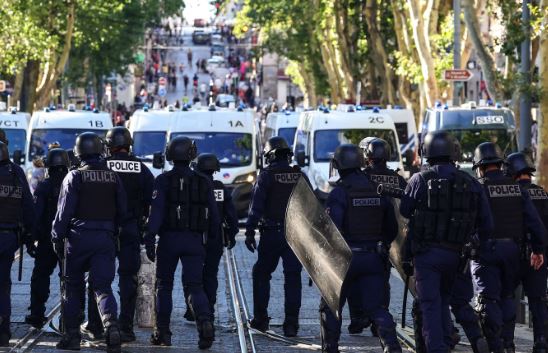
[198,320,214,349]
[80,321,104,341]
[0,331,10,347]
[25,314,47,329]
[105,324,121,353]
[150,328,172,346]
[504,343,516,353]
[119,326,136,343]
[534,338,548,353]
[283,317,299,337]
[383,345,403,353]
[450,326,461,349]
[471,337,489,353]
[56,329,81,350]
[348,316,371,334]
[250,316,270,332]
[184,307,195,322]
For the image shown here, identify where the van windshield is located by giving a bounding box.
[133,131,167,161]
[446,129,518,162]
[29,129,106,161]
[4,129,26,157]
[314,129,399,162]
[278,128,296,147]
[170,132,253,167]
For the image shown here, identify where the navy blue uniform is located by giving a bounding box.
[400,163,493,353]
[470,169,546,352]
[322,170,400,352]
[145,164,220,331]
[52,158,127,330]
[0,162,34,337]
[246,160,309,323]
[86,153,154,333]
[28,175,64,320]
[500,179,548,348]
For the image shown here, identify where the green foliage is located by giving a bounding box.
[431,14,454,89]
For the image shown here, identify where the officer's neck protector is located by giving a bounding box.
[426,157,452,166]
[174,160,191,167]
[339,168,360,178]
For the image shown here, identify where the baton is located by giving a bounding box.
[402,274,410,328]
[377,184,404,199]
[18,239,23,282]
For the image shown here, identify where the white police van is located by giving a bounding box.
[420,103,518,173]
[160,105,262,217]
[264,110,299,148]
[0,105,30,163]
[25,105,113,175]
[127,105,179,177]
[293,107,403,200]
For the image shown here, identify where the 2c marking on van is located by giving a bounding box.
[368,116,385,124]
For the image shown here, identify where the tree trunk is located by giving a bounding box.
[11,69,24,109]
[21,60,40,113]
[35,1,75,108]
[462,0,502,101]
[536,0,548,189]
[407,0,439,108]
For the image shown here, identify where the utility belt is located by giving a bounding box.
[422,241,463,253]
[258,220,283,231]
[349,240,388,256]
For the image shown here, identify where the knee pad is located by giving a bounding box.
[477,295,501,338]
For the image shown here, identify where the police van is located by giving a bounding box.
[264,110,299,148]
[380,107,418,165]
[293,107,403,200]
[420,103,518,173]
[0,106,30,163]
[127,105,179,177]
[25,105,113,176]
[159,106,261,217]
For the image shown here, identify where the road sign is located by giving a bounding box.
[158,87,167,97]
[0,81,5,92]
[444,69,473,81]
[158,77,167,86]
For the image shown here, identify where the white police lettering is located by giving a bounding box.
[370,174,399,187]
[0,185,22,198]
[528,188,548,200]
[487,184,521,198]
[352,198,380,206]
[81,170,116,183]
[274,173,301,184]
[107,160,141,173]
[214,189,224,202]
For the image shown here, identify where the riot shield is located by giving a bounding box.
[285,178,352,319]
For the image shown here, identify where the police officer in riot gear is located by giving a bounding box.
[321,144,401,353]
[0,140,35,346]
[182,153,239,321]
[52,132,127,352]
[471,142,546,353]
[83,127,154,342]
[25,148,70,329]
[399,131,493,353]
[504,152,548,353]
[144,136,220,349]
[245,136,310,337]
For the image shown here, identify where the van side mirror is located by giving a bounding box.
[12,150,23,165]
[295,150,308,167]
[152,152,165,169]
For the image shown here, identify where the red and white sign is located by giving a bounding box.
[158,77,167,86]
[444,69,473,81]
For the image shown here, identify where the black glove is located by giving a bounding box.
[53,240,65,260]
[26,240,37,258]
[145,244,156,262]
[227,235,236,249]
[244,229,256,253]
[402,260,414,277]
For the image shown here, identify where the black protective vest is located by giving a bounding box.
[107,155,143,219]
[340,179,383,241]
[365,167,401,188]
[480,176,523,241]
[166,170,209,232]
[75,165,117,221]
[526,184,548,231]
[213,180,226,219]
[413,170,478,246]
[43,176,64,236]
[263,165,303,222]
[0,166,22,223]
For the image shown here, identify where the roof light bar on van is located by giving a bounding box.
[67,104,76,112]
[167,105,175,112]
[372,107,380,113]
[93,108,99,113]
[10,107,17,114]
[44,107,51,113]
[143,104,149,112]
[208,104,216,111]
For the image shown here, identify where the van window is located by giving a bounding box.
[3,129,26,157]
[133,131,167,161]
[445,129,517,162]
[394,123,408,144]
[294,129,309,155]
[278,127,297,147]
[313,129,399,162]
[264,127,274,141]
[29,129,106,161]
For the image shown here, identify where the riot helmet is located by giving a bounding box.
[472,142,503,170]
[263,136,292,164]
[105,127,133,150]
[166,136,197,162]
[196,153,220,174]
[364,138,391,162]
[0,128,8,145]
[505,152,535,177]
[0,141,8,162]
[332,144,364,171]
[421,131,459,161]
[74,132,103,158]
[45,148,70,169]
